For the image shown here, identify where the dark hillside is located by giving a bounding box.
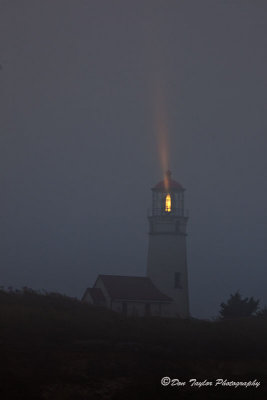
[0,289,266,399]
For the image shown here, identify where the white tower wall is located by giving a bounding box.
[146,171,190,318]
[147,232,189,318]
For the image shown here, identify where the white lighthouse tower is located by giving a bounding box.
[146,170,190,318]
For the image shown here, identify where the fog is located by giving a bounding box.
[1,0,267,318]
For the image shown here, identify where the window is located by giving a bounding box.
[145,303,151,317]
[122,302,128,315]
[174,272,182,289]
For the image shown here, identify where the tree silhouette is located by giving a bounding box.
[219,291,259,319]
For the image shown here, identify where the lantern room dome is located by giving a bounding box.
[152,170,184,191]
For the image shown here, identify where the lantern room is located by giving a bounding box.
[151,170,185,217]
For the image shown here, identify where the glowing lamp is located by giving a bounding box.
[165,193,171,212]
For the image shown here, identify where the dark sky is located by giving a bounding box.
[1,0,267,318]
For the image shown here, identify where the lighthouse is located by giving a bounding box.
[146,170,190,318]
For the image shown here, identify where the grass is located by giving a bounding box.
[0,288,266,399]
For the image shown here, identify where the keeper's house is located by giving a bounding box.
[82,274,172,317]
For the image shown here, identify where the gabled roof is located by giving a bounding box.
[82,287,106,303]
[96,274,172,302]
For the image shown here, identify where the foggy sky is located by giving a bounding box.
[0,0,267,318]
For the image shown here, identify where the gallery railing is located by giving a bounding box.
[147,208,189,217]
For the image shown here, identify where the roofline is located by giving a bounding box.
[81,288,90,302]
[97,275,173,302]
[98,274,149,279]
